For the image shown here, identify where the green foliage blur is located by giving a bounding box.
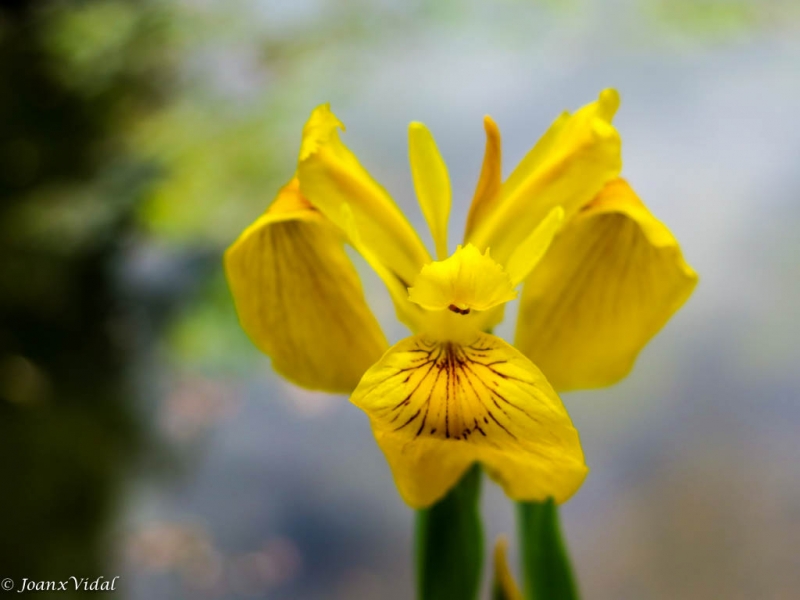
[0,0,165,589]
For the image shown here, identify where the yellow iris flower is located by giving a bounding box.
[225,89,697,509]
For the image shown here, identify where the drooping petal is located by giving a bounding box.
[464,116,502,240]
[225,178,388,393]
[515,178,698,392]
[468,89,622,266]
[350,332,588,508]
[297,104,431,290]
[409,122,451,260]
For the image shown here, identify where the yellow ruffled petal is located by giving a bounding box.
[468,89,622,266]
[350,332,587,508]
[464,116,502,240]
[515,178,698,392]
[297,104,431,289]
[409,122,451,260]
[225,178,388,393]
[408,244,516,313]
[493,537,523,600]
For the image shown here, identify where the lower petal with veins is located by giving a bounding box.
[350,332,587,508]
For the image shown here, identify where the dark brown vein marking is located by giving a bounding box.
[376,338,536,443]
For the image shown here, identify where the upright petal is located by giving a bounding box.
[493,537,523,600]
[504,207,564,286]
[409,122,451,260]
[468,90,622,266]
[297,104,431,289]
[339,202,427,331]
[225,178,388,393]
[351,332,587,508]
[464,116,502,240]
[515,178,698,391]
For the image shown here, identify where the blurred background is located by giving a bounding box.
[1,0,799,598]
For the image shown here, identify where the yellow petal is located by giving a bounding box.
[225,178,388,393]
[464,116,502,240]
[468,89,622,266]
[339,203,426,331]
[515,178,698,391]
[493,536,523,600]
[409,122,451,260]
[297,104,431,289]
[505,206,564,286]
[350,332,588,508]
[408,244,517,313]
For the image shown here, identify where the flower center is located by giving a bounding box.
[448,304,471,315]
[407,244,517,314]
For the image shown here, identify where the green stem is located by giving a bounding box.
[415,463,484,600]
[517,499,580,600]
